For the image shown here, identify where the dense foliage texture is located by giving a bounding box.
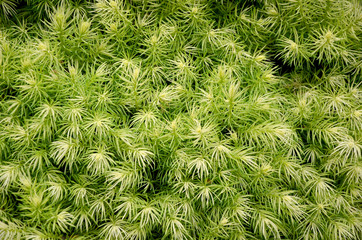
[0,0,361,239]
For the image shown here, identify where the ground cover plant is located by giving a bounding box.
[0,0,361,239]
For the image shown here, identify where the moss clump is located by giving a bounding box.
[0,0,361,239]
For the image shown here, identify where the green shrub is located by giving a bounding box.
[0,0,361,239]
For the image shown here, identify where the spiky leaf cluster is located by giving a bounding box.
[0,0,361,240]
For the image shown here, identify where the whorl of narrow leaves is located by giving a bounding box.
[0,0,361,240]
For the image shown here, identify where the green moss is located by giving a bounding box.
[0,0,361,239]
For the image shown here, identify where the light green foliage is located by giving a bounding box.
[0,0,361,239]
